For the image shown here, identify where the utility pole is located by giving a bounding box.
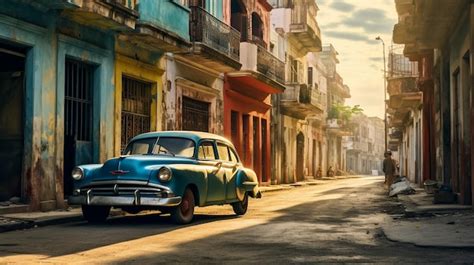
[375,36,388,152]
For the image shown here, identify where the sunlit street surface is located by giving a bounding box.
[0,176,473,264]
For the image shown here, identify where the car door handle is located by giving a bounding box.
[212,162,223,174]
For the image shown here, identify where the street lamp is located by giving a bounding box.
[375,36,388,153]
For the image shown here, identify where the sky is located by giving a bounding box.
[316,0,398,118]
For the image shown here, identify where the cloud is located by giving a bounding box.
[370,64,379,70]
[369,56,383,62]
[321,21,342,30]
[324,31,378,44]
[341,8,396,33]
[329,1,355,12]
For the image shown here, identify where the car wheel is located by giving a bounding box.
[170,188,195,224]
[231,192,248,215]
[82,205,111,223]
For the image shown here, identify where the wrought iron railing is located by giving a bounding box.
[283,84,324,109]
[256,44,285,84]
[251,35,267,49]
[189,6,240,61]
[388,45,419,78]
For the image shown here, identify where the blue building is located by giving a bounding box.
[0,0,191,211]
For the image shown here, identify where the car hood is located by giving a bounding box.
[93,155,195,182]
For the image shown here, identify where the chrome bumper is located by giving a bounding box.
[68,186,181,207]
[68,194,181,207]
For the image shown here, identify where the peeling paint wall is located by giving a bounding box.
[0,1,119,210]
[138,0,190,42]
[163,54,224,136]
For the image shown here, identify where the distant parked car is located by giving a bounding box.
[68,131,261,224]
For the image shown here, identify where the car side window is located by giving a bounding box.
[217,143,230,162]
[229,147,240,163]
[198,141,216,160]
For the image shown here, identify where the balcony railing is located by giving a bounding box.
[189,6,240,62]
[256,44,285,84]
[282,84,323,109]
[114,0,137,10]
[290,2,321,38]
[252,35,267,49]
[299,84,324,107]
[387,77,418,95]
[389,52,418,78]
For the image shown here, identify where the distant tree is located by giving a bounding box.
[328,103,364,125]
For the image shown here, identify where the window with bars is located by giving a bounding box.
[121,76,152,151]
[64,58,93,142]
[182,96,210,132]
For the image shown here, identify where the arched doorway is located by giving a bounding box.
[231,0,248,41]
[251,12,265,47]
[296,132,305,181]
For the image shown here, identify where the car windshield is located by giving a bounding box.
[123,137,195,158]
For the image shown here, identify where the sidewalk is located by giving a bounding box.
[0,175,362,233]
[259,174,362,193]
[382,187,474,248]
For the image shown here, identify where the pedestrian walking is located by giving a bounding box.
[382,151,396,190]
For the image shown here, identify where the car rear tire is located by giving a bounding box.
[170,188,195,224]
[82,205,111,223]
[231,192,248,215]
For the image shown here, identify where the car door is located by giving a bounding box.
[197,140,226,203]
[216,142,240,201]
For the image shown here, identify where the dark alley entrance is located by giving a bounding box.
[0,41,26,202]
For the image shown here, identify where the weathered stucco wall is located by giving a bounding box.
[138,0,190,42]
[113,54,164,156]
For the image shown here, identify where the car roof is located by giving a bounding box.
[131,131,234,146]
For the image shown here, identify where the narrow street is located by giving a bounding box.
[0,176,473,264]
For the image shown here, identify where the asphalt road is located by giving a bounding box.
[1,176,473,264]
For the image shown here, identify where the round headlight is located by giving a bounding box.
[72,167,84,180]
[158,167,172,182]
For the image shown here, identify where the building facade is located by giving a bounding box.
[0,0,235,210]
[392,0,473,206]
[320,44,351,173]
[269,0,324,183]
[346,115,384,175]
[224,0,285,185]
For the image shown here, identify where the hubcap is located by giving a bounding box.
[180,191,192,215]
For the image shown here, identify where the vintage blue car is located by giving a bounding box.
[68,131,261,224]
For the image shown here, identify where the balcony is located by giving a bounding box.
[63,0,139,31]
[331,73,350,98]
[234,42,285,91]
[25,0,81,10]
[256,45,285,85]
[387,77,418,96]
[326,119,352,136]
[186,6,241,72]
[118,0,191,53]
[288,1,322,56]
[281,84,324,119]
[393,0,468,54]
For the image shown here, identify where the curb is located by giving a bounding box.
[0,215,84,233]
[0,210,125,233]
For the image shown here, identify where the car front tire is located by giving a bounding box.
[170,188,195,224]
[82,205,111,223]
[231,192,248,215]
